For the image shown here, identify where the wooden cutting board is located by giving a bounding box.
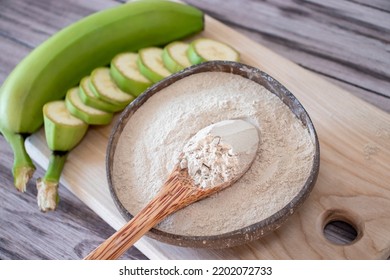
[25,16,390,260]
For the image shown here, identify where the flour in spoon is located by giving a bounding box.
[180,120,258,189]
[113,72,315,236]
[180,134,239,189]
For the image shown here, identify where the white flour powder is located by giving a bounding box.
[180,133,240,189]
[113,72,315,236]
[180,120,258,189]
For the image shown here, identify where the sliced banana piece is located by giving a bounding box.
[110,52,152,97]
[162,41,192,73]
[187,38,240,64]
[65,87,113,125]
[79,76,123,113]
[137,47,172,83]
[43,100,88,152]
[90,67,134,108]
[89,81,127,112]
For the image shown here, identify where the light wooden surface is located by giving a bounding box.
[25,15,390,260]
[1,0,390,260]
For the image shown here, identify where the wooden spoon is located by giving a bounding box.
[84,119,259,260]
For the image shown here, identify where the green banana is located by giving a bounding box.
[187,38,239,64]
[110,53,153,97]
[65,87,114,125]
[43,101,89,152]
[0,0,204,191]
[79,76,123,113]
[38,100,89,211]
[137,47,173,82]
[162,41,193,73]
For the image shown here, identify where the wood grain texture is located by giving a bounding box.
[184,0,390,113]
[0,0,145,260]
[0,135,146,260]
[25,15,390,260]
[1,0,389,260]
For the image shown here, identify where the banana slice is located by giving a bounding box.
[162,41,192,73]
[89,81,127,112]
[110,52,152,97]
[43,100,88,152]
[137,47,172,83]
[187,38,240,64]
[65,87,113,125]
[90,67,134,107]
[79,76,123,113]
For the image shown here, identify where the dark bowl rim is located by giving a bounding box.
[106,60,320,249]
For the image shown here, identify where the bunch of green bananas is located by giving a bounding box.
[0,1,204,200]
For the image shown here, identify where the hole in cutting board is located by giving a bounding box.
[324,220,358,245]
[321,209,363,246]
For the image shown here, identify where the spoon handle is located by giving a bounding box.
[84,169,198,260]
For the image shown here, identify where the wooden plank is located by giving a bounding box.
[1,0,389,260]
[0,0,117,80]
[345,0,390,12]
[0,0,114,47]
[231,23,390,113]
[25,15,390,260]
[184,0,390,113]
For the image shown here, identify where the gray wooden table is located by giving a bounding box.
[0,0,389,260]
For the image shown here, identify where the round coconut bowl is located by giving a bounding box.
[106,61,320,249]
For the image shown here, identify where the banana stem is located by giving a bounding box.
[36,151,68,212]
[44,151,68,182]
[0,128,35,192]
